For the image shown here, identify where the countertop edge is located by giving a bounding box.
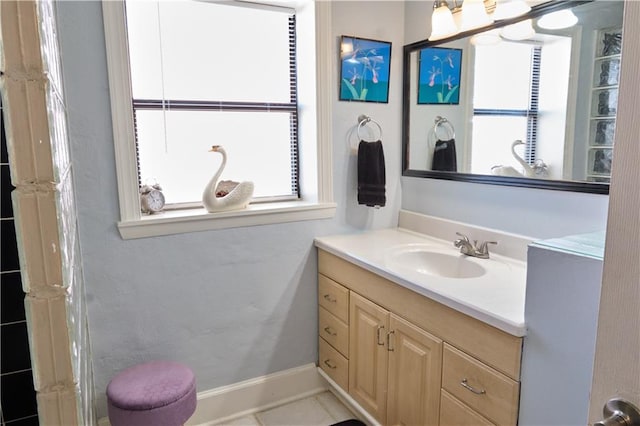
[315,239,527,338]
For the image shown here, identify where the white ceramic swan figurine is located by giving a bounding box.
[491,140,536,177]
[202,145,254,213]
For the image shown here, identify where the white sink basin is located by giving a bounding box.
[385,244,487,279]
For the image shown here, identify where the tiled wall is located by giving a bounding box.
[1,96,39,426]
[1,1,95,424]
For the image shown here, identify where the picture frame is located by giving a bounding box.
[418,47,463,105]
[339,36,392,103]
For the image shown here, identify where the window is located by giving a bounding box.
[103,1,334,238]
[469,36,573,178]
[470,41,541,174]
[127,1,298,206]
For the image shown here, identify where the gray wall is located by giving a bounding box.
[57,0,609,419]
[402,177,608,239]
[520,243,603,425]
[56,1,405,418]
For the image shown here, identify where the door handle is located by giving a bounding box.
[377,325,385,345]
[594,398,640,426]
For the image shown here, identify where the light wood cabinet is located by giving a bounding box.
[387,314,442,426]
[442,344,519,426]
[349,293,390,422]
[317,249,523,426]
[348,292,443,425]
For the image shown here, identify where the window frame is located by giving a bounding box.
[472,44,542,164]
[103,0,335,239]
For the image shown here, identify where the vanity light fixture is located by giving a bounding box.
[470,29,502,45]
[429,0,496,41]
[493,0,530,21]
[460,0,493,31]
[537,9,579,30]
[501,19,535,40]
[429,1,458,41]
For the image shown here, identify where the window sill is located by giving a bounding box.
[117,201,337,239]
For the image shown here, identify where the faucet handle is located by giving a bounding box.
[455,232,470,242]
[477,241,498,255]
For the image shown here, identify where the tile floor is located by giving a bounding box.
[215,391,359,426]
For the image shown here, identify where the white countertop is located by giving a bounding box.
[315,228,527,337]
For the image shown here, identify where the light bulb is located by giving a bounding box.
[537,9,578,30]
[460,0,493,32]
[429,3,458,41]
[471,29,502,45]
[493,0,531,20]
[501,19,535,40]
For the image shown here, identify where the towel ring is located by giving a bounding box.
[433,116,455,140]
[357,115,383,142]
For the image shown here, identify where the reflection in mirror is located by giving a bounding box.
[403,1,624,193]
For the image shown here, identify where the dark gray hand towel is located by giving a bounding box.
[431,138,457,172]
[358,140,386,207]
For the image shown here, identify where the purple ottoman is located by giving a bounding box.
[107,361,197,426]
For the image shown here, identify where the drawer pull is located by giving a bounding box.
[323,359,337,369]
[323,326,337,336]
[387,330,395,351]
[461,378,486,395]
[377,325,386,345]
[323,294,337,303]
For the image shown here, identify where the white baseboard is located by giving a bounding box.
[187,363,328,425]
[98,363,328,426]
[317,368,380,426]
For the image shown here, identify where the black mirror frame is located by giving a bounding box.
[402,0,609,195]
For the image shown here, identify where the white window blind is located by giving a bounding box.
[125,0,299,206]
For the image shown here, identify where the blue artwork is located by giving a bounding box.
[340,36,392,103]
[418,47,462,105]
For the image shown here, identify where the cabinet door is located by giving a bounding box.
[387,314,443,426]
[349,292,389,423]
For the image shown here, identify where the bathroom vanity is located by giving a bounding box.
[314,216,530,426]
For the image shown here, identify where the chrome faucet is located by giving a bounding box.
[454,232,497,259]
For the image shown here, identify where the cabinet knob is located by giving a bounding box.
[323,326,337,336]
[323,359,337,369]
[323,294,337,303]
[387,330,395,351]
[377,325,385,345]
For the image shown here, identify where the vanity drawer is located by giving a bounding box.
[319,337,348,390]
[440,390,494,426]
[319,306,349,357]
[442,344,519,426]
[318,274,349,323]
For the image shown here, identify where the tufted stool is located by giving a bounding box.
[107,361,197,426]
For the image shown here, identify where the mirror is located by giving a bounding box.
[402,0,625,194]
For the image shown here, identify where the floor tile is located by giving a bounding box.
[315,392,355,423]
[217,414,261,426]
[256,396,335,426]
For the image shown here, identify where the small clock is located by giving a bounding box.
[140,184,165,214]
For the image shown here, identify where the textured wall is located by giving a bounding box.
[55,1,405,418]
